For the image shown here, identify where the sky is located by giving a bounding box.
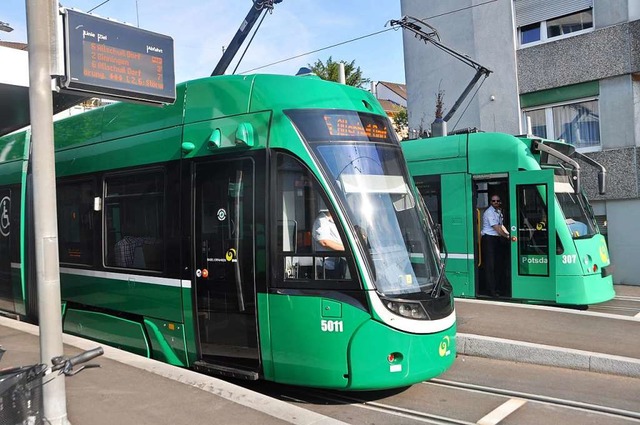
[0,0,407,85]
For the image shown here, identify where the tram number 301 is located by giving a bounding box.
[320,320,344,333]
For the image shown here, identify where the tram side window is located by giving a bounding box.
[414,175,443,248]
[104,171,164,271]
[516,184,549,276]
[57,181,95,265]
[275,153,356,288]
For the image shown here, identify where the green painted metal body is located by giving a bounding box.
[262,293,455,389]
[402,132,614,305]
[60,273,183,322]
[64,308,151,356]
[0,74,455,389]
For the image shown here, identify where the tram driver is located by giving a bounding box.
[312,209,346,279]
[480,195,510,297]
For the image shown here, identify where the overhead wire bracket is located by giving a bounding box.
[388,15,492,124]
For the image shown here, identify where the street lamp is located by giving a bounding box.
[0,21,14,33]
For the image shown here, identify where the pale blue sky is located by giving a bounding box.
[1,0,406,84]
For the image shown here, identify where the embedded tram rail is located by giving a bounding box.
[238,355,640,425]
[429,378,640,422]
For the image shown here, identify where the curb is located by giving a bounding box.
[458,333,640,378]
[0,317,348,425]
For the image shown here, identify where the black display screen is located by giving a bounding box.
[285,109,398,144]
[63,8,175,104]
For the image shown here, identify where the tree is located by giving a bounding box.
[308,57,371,88]
[392,107,409,139]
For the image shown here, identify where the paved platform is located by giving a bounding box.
[0,285,637,424]
[0,317,346,425]
[456,284,640,377]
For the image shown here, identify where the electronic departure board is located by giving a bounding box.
[323,114,389,140]
[61,8,175,104]
[285,109,397,144]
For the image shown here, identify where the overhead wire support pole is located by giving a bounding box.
[211,0,282,76]
[389,15,492,124]
[25,0,69,423]
[443,68,489,123]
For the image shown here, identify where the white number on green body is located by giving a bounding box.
[320,320,344,332]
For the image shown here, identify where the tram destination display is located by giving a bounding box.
[61,8,175,104]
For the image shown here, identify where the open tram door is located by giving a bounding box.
[508,169,557,302]
[192,158,260,378]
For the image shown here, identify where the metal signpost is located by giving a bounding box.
[24,2,174,423]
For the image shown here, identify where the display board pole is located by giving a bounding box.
[25,0,69,423]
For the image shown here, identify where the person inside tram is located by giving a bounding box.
[480,195,510,297]
[354,224,370,250]
[566,218,588,237]
[312,209,346,279]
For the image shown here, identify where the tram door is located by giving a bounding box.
[472,178,511,297]
[194,159,259,370]
[508,170,557,301]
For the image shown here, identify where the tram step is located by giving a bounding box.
[192,361,259,381]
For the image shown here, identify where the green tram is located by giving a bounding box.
[402,132,614,306]
[0,74,455,390]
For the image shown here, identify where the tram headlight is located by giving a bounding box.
[381,298,428,319]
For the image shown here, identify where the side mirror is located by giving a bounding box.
[598,170,606,195]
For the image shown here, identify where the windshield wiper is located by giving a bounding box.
[431,224,448,298]
[431,255,447,298]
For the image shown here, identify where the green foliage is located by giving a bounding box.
[308,56,371,88]
[392,107,408,130]
[391,107,409,140]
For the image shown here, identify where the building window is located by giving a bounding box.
[523,98,600,151]
[547,10,593,37]
[520,23,542,44]
[519,9,593,47]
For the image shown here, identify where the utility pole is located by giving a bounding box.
[24,0,69,423]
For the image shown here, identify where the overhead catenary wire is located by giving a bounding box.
[88,0,112,13]
[239,0,497,75]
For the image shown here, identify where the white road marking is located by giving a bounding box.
[476,398,527,425]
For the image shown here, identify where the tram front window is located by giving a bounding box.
[313,144,441,296]
[555,177,596,238]
[339,171,438,293]
[285,109,442,296]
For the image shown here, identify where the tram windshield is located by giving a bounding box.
[554,176,597,238]
[286,109,442,295]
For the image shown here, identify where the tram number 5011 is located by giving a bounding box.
[320,320,344,333]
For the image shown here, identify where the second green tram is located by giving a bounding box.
[0,74,455,390]
[402,132,614,306]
